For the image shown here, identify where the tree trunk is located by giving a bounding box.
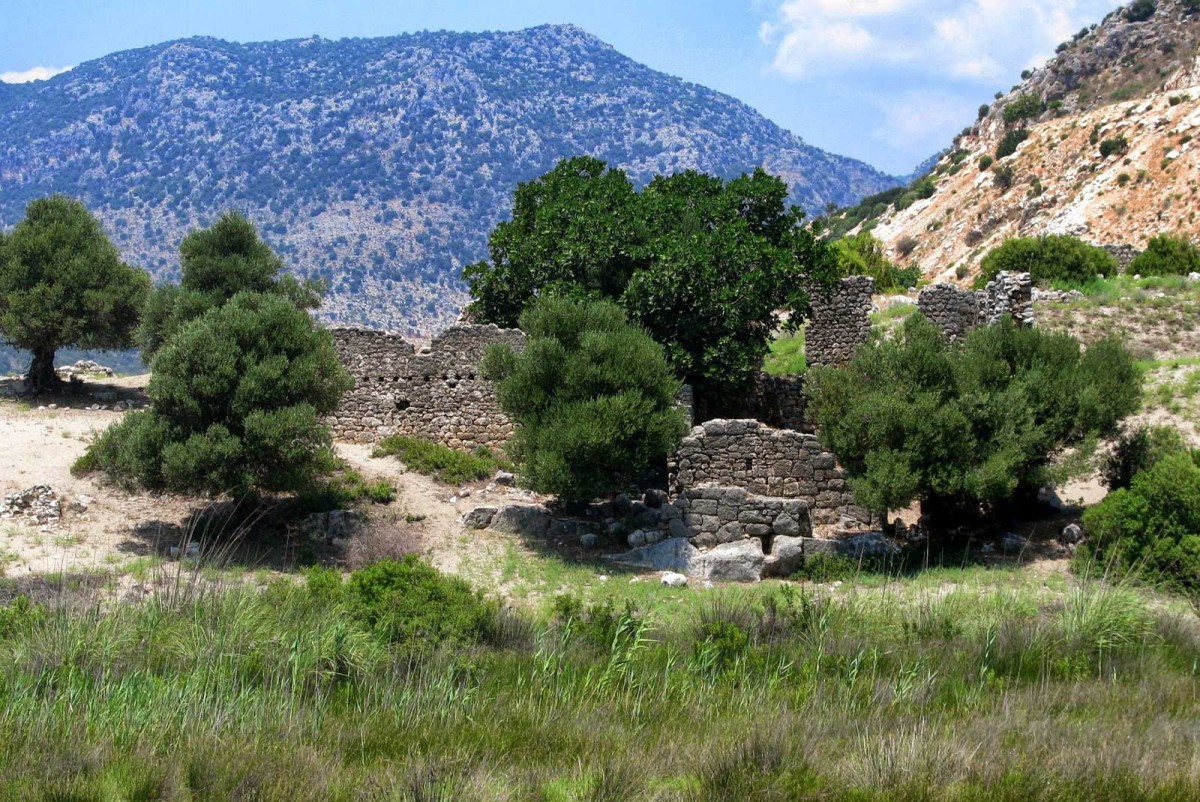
[26,346,60,394]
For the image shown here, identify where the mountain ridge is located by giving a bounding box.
[0,24,901,334]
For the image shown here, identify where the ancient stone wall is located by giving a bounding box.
[804,276,876,367]
[675,486,811,550]
[917,271,1033,340]
[327,324,525,449]
[669,419,872,527]
[1103,244,1141,272]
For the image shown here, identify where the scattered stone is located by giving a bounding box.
[68,495,94,513]
[462,506,498,530]
[490,505,553,537]
[580,532,600,550]
[626,529,648,548]
[494,470,516,486]
[168,542,201,558]
[660,572,689,588]
[838,532,900,559]
[1,485,62,526]
[1061,523,1083,544]
[1188,272,1200,283]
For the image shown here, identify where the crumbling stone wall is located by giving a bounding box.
[1103,244,1141,272]
[917,271,1033,340]
[675,486,811,550]
[670,419,872,527]
[717,372,812,433]
[804,276,876,367]
[327,324,525,448]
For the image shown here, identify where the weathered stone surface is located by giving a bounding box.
[608,538,704,573]
[704,539,766,583]
[327,324,524,448]
[918,272,1033,341]
[661,572,689,587]
[805,276,875,368]
[670,419,869,527]
[490,505,553,537]
[763,535,806,578]
[462,506,498,530]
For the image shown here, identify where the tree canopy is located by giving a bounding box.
[77,292,351,496]
[978,235,1117,287]
[481,296,687,504]
[464,157,837,403]
[0,196,150,392]
[139,211,323,361]
[809,314,1140,528]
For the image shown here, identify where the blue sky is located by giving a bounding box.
[0,0,1124,175]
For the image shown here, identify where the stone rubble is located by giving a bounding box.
[1,485,62,527]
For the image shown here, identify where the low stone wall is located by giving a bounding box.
[327,324,525,449]
[669,419,871,527]
[1103,244,1141,272]
[805,276,875,367]
[676,486,810,549]
[917,271,1033,340]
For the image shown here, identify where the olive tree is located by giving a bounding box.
[0,196,150,392]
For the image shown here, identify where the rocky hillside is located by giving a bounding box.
[859,0,1200,283]
[0,25,899,335]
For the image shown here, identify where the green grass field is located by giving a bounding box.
[0,556,1196,801]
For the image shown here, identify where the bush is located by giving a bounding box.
[1126,0,1156,22]
[996,128,1030,159]
[482,296,687,504]
[373,436,508,486]
[978,235,1118,287]
[978,155,994,171]
[1103,425,1192,491]
[831,233,914,291]
[1003,94,1043,124]
[344,556,496,647]
[993,164,1016,190]
[809,315,1140,528]
[1099,136,1130,159]
[76,293,351,495]
[1128,234,1200,276]
[1082,452,1200,591]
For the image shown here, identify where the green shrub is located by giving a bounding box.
[1126,0,1156,22]
[978,235,1118,287]
[483,296,687,504]
[831,233,916,291]
[993,164,1016,190]
[1082,452,1200,590]
[344,556,495,647]
[297,468,395,512]
[1099,136,1130,158]
[809,315,1140,528]
[996,128,1030,159]
[1003,94,1043,124]
[373,435,507,486]
[1128,234,1200,276]
[553,593,643,650]
[978,155,994,171]
[76,293,350,495]
[1103,425,1192,491]
[978,103,990,120]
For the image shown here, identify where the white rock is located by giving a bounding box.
[660,572,689,587]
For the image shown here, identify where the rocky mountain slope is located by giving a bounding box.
[862,0,1200,283]
[0,25,899,334]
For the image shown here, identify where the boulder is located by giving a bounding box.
[660,572,689,588]
[643,489,669,508]
[490,505,553,537]
[614,494,635,516]
[838,532,899,558]
[1001,532,1029,554]
[763,535,806,578]
[493,470,516,486]
[580,533,600,550]
[627,529,648,548]
[462,506,498,530]
[1061,523,1083,544]
[703,539,765,583]
[606,537,703,574]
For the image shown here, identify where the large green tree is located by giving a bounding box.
[77,292,351,495]
[0,196,150,392]
[139,211,323,361]
[482,296,687,505]
[809,314,1140,529]
[464,157,836,404]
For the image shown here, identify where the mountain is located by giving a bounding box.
[848,0,1200,283]
[0,25,900,335]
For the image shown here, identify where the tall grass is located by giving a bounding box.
[373,435,510,485]
[0,567,1197,799]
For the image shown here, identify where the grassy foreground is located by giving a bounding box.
[0,562,1198,801]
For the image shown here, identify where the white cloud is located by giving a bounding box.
[873,90,977,154]
[0,65,72,84]
[760,0,1122,83]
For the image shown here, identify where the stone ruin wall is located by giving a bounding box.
[917,271,1034,341]
[804,276,876,367]
[327,324,525,449]
[669,418,873,529]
